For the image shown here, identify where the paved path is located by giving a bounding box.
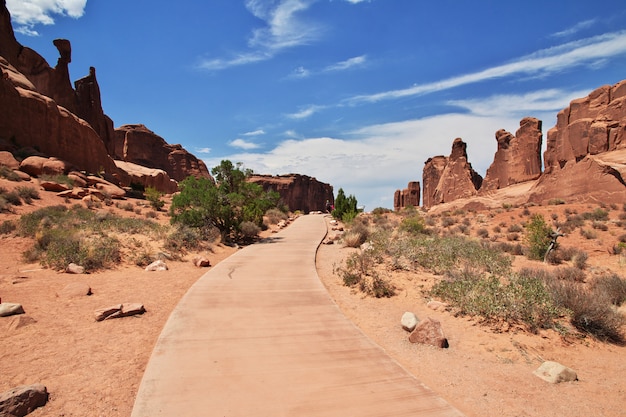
[132,214,464,417]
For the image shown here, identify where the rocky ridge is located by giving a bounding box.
[395,79,626,210]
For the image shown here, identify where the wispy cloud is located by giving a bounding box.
[288,55,367,79]
[229,138,261,150]
[286,104,327,119]
[347,31,626,104]
[199,0,322,71]
[195,147,212,154]
[551,19,598,38]
[6,0,87,36]
[323,55,367,72]
[448,88,591,117]
[242,129,266,136]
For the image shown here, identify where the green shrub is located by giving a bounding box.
[145,186,165,211]
[240,221,261,240]
[0,166,20,181]
[524,214,552,260]
[582,208,609,221]
[16,186,39,203]
[399,213,427,235]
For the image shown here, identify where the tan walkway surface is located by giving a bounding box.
[132,214,464,417]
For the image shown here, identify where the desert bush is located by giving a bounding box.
[441,216,456,227]
[265,208,288,225]
[0,195,10,212]
[431,268,559,332]
[492,241,524,256]
[164,225,203,253]
[554,266,586,282]
[592,221,608,231]
[343,222,369,248]
[134,251,154,267]
[506,232,520,241]
[524,214,552,260]
[335,249,393,297]
[507,224,523,233]
[545,278,624,343]
[3,190,22,206]
[591,273,626,306]
[0,165,20,181]
[16,186,39,203]
[548,198,566,205]
[40,174,74,188]
[0,219,16,234]
[399,213,428,235]
[477,228,489,238]
[240,221,261,241]
[571,250,588,269]
[579,228,597,240]
[371,207,391,216]
[582,208,609,221]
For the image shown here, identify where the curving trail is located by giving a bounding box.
[132,213,464,417]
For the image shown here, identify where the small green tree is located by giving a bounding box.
[169,161,280,242]
[332,188,358,222]
[525,214,552,261]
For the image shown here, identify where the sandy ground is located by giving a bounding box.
[1,180,625,416]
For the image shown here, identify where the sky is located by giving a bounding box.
[7,0,626,210]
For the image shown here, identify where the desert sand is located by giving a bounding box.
[1,181,625,417]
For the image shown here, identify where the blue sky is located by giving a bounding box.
[7,0,626,210]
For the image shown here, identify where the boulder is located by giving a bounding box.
[533,361,578,384]
[408,317,449,348]
[401,312,419,332]
[115,160,178,194]
[65,262,85,275]
[480,117,543,192]
[192,256,211,268]
[0,150,18,169]
[0,384,49,417]
[0,303,24,317]
[145,260,168,271]
[40,181,70,192]
[248,174,334,213]
[57,281,91,298]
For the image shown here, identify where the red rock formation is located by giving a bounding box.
[423,139,482,208]
[0,58,120,178]
[394,181,420,211]
[481,117,542,192]
[247,174,334,213]
[528,150,626,205]
[114,124,210,182]
[422,156,447,209]
[115,160,178,194]
[544,80,626,173]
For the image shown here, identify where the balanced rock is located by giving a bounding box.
[0,384,49,417]
[408,317,449,348]
[0,303,25,317]
[401,312,419,332]
[533,361,578,384]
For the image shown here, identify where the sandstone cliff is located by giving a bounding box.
[114,124,210,182]
[481,117,542,192]
[394,181,420,211]
[422,139,482,209]
[248,174,334,213]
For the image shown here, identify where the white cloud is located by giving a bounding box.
[286,104,326,119]
[206,88,582,211]
[229,138,261,150]
[6,0,87,36]
[347,31,626,104]
[242,129,266,136]
[551,19,597,38]
[448,88,591,117]
[195,147,212,154]
[343,0,369,3]
[199,0,321,70]
[289,66,311,78]
[323,55,367,72]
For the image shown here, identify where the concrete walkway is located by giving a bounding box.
[132,214,464,417]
